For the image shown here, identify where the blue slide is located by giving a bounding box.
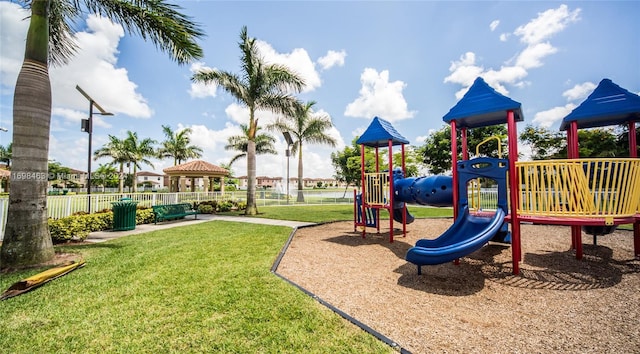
[405,207,505,273]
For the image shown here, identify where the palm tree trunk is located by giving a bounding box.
[118,163,124,194]
[297,144,304,202]
[245,140,258,215]
[132,165,137,193]
[0,0,54,268]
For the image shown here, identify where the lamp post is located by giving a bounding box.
[282,132,293,205]
[76,85,113,213]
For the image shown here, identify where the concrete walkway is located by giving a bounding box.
[86,214,316,243]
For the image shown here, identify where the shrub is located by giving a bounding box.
[217,201,233,212]
[48,207,155,243]
[136,208,155,225]
[49,216,90,243]
[198,204,214,214]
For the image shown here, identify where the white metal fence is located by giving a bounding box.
[0,188,500,241]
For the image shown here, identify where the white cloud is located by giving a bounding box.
[188,62,218,98]
[514,42,557,69]
[444,4,581,101]
[499,33,510,42]
[490,20,500,32]
[0,2,28,93]
[318,50,347,70]
[562,82,596,102]
[49,15,153,118]
[514,4,581,45]
[345,68,416,121]
[531,103,576,128]
[256,40,322,92]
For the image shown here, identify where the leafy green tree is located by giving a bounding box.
[0,143,12,167]
[519,125,565,160]
[225,124,277,167]
[192,26,305,215]
[124,131,156,193]
[270,101,337,202]
[390,146,423,178]
[577,128,619,158]
[47,161,71,188]
[419,124,508,174]
[94,135,131,194]
[158,125,203,165]
[331,137,378,197]
[2,0,204,269]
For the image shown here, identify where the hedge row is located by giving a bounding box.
[48,200,246,244]
[48,208,154,244]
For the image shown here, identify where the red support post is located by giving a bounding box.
[629,121,637,158]
[507,110,521,275]
[450,121,459,221]
[388,139,394,242]
[461,128,469,160]
[569,121,583,260]
[360,144,366,238]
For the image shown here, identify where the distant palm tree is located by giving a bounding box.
[94,135,130,193]
[270,101,337,202]
[158,125,203,165]
[0,143,12,167]
[226,124,277,167]
[2,0,203,269]
[124,131,156,193]
[93,163,118,192]
[192,26,305,215]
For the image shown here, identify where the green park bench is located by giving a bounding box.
[152,203,199,224]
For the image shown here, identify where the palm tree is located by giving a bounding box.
[270,101,337,202]
[158,125,203,165]
[1,0,203,269]
[93,163,118,192]
[192,26,305,215]
[94,135,130,194]
[225,124,277,167]
[124,131,156,193]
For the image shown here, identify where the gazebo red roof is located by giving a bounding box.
[163,160,228,175]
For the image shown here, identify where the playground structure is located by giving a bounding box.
[353,117,455,242]
[355,77,640,276]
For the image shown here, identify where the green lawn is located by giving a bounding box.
[0,221,392,353]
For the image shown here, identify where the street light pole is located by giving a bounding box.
[282,132,293,205]
[77,85,113,213]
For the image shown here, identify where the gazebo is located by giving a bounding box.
[163,160,229,193]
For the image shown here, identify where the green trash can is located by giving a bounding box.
[112,198,138,231]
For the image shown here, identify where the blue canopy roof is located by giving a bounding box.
[443,77,523,129]
[356,116,410,147]
[560,78,640,131]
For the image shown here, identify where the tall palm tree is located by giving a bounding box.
[124,131,156,193]
[192,26,304,215]
[94,135,130,193]
[1,0,203,269]
[225,124,277,167]
[158,125,203,165]
[270,101,337,202]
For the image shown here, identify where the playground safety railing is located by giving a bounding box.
[515,158,640,219]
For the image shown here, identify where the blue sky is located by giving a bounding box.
[1,1,639,179]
